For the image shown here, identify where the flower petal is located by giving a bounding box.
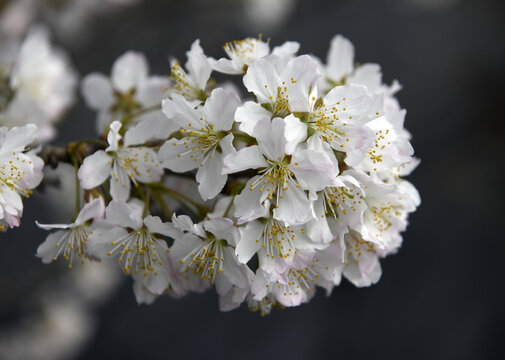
[78,150,111,189]
[111,51,148,93]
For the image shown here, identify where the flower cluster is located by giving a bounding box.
[28,34,420,314]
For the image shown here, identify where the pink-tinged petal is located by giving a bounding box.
[235,101,271,136]
[74,197,105,225]
[283,114,307,155]
[185,39,211,90]
[243,58,280,103]
[36,230,67,264]
[236,221,264,264]
[81,73,114,110]
[326,35,354,82]
[291,149,337,191]
[111,51,148,93]
[281,55,320,113]
[203,88,240,131]
[203,217,239,246]
[274,179,314,225]
[157,138,200,173]
[222,145,266,175]
[78,150,111,189]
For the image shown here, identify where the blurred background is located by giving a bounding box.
[0,0,504,359]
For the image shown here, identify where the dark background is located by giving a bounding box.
[1,0,504,359]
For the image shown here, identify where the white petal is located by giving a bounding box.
[283,114,307,155]
[281,55,320,113]
[274,179,314,225]
[290,149,337,191]
[81,73,114,110]
[109,165,131,202]
[326,35,354,82]
[111,51,148,93]
[157,138,200,173]
[0,124,37,154]
[236,221,264,264]
[144,215,181,238]
[203,88,240,131]
[196,147,226,200]
[36,230,67,264]
[222,145,266,175]
[74,197,105,225]
[123,113,179,147]
[234,101,271,136]
[106,121,122,152]
[136,75,170,107]
[243,58,280,103]
[210,58,242,75]
[203,217,239,246]
[78,150,111,189]
[86,226,128,259]
[233,176,269,223]
[105,200,142,229]
[185,39,211,90]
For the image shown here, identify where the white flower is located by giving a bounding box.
[77,120,163,201]
[237,54,320,122]
[170,215,250,293]
[223,115,337,225]
[209,37,299,75]
[318,34,401,104]
[346,169,418,250]
[86,200,184,302]
[36,197,105,267]
[0,124,43,230]
[304,85,379,166]
[251,247,340,307]
[81,50,172,135]
[5,26,77,141]
[307,173,368,244]
[237,217,320,275]
[168,39,212,102]
[356,113,414,174]
[158,88,240,200]
[335,230,382,287]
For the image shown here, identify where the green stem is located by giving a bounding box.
[143,186,152,217]
[71,155,81,222]
[223,195,235,218]
[154,191,172,220]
